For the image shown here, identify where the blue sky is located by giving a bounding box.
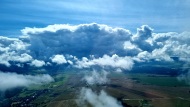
[0,0,190,36]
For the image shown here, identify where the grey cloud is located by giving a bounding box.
[23,23,132,59]
[132,25,154,52]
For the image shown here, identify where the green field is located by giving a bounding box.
[125,73,189,87]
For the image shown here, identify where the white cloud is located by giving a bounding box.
[75,54,134,70]
[133,30,190,62]
[10,53,33,63]
[50,54,67,64]
[0,36,32,67]
[77,87,123,107]
[30,59,45,67]
[123,41,137,50]
[0,52,33,67]
[0,71,54,91]
[83,70,108,85]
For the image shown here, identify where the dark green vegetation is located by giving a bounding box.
[0,71,190,107]
[126,73,188,87]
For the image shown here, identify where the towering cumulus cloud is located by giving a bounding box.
[0,23,190,68]
[23,23,132,59]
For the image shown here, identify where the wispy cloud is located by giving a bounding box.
[0,72,54,91]
[77,87,123,107]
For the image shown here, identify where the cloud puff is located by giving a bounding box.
[0,36,32,67]
[75,54,134,70]
[30,59,46,67]
[132,25,154,52]
[0,71,54,91]
[77,87,123,107]
[132,29,190,63]
[83,70,108,85]
[50,54,67,64]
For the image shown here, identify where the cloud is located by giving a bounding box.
[83,70,108,85]
[50,54,67,64]
[0,36,32,67]
[123,41,138,50]
[77,87,123,107]
[133,30,190,63]
[132,25,154,52]
[0,71,54,91]
[75,54,134,70]
[0,52,33,67]
[23,23,132,59]
[30,59,45,67]
[177,70,190,85]
[1,23,190,70]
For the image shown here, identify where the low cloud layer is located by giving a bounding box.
[0,72,54,91]
[77,87,123,107]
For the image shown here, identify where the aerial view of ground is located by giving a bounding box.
[1,69,189,107]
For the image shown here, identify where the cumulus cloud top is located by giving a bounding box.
[0,72,54,91]
[30,59,45,67]
[50,54,67,64]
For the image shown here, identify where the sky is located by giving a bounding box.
[1,0,190,97]
[1,0,190,36]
